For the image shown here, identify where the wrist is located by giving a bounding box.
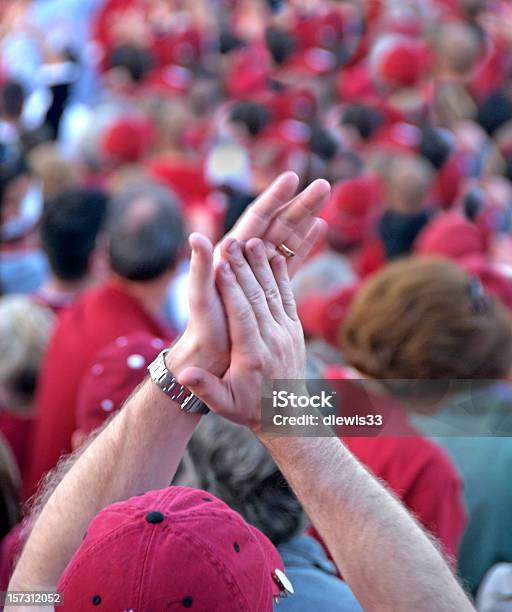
[166,333,226,378]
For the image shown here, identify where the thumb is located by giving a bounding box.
[178,367,230,413]
[188,233,214,312]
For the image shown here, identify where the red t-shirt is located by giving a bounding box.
[315,366,467,562]
[25,280,174,500]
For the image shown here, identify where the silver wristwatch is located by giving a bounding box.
[147,349,209,415]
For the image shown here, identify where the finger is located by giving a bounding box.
[188,233,215,312]
[215,260,262,351]
[245,238,286,323]
[221,237,275,331]
[229,171,299,240]
[287,217,327,277]
[177,367,230,414]
[264,178,330,249]
[271,254,298,320]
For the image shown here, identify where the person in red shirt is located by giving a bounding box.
[26,181,182,498]
[320,256,512,563]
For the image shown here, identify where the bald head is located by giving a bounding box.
[435,21,482,77]
[386,154,434,212]
[107,182,184,282]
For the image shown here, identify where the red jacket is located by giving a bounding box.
[26,279,174,500]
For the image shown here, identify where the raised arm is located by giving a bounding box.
[179,238,475,612]
[8,361,201,594]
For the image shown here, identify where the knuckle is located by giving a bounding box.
[264,284,280,302]
[244,353,265,371]
[245,288,264,306]
[281,290,296,307]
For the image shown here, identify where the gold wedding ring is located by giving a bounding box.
[276,243,296,258]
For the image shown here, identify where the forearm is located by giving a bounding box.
[10,365,200,591]
[260,434,474,612]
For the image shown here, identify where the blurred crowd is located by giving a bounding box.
[2,0,512,609]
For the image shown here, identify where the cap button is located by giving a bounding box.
[145,511,164,524]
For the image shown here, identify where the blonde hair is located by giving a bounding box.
[342,257,512,380]
[0,296,55,392]
[28,143,77,200]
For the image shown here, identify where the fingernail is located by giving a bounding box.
[226,238,239,255]
[250,239,264,256]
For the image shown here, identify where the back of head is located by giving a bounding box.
[265,26,297,65]
[28,143,76,200]
[230,101,273,138]
[385,153,433,212]
[189,415,305,546]
[419,125,453,170]
[435,21,482,77]
[0,296,55,410]
[41,188,108,282]
[340,104,383,141]
[342,257,512,380]
[1,80,24,121]
[108,43,154,84]
[107,182,184,282]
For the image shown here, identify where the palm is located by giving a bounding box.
[185,172,329,377]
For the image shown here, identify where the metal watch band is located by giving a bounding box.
[147,349,210,415]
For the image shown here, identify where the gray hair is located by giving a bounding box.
[107,182,184,281]
[0,296,55,408]
[188,415,306,546]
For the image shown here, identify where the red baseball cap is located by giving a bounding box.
[57,487,292,611]
[101,115,155,164]
[373,37,431,89]
[414,212,487,260]
[298,284,359,346]
[225,45,270,99]
[76,333,166,434]
[321,176,381,246]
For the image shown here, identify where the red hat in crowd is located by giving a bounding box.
[321,176,380,246]
[298,284,359,346]
[57,487,293,611]
[76,333,166,434]
[372,36,431,89]
[225,45,270,99]
[414,212,488,260]
[292,10,346,50]
[101,116,155,164]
